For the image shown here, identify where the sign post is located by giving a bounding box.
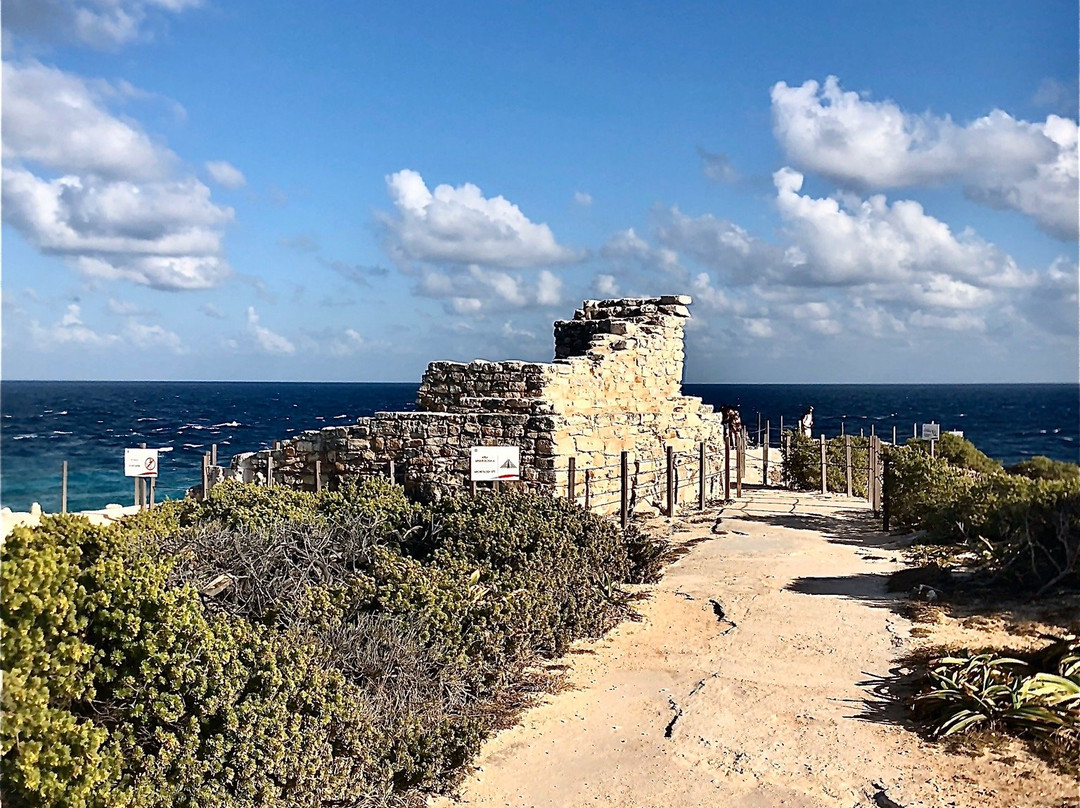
[921,423,940,459]
[125,448,159,510]
[470,446,520,483]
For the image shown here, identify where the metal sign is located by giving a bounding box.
[125,448,159,478]
[470,446,520,481]
[921,423,941,441]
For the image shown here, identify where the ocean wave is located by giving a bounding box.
[51,431,73,436]
[137,417,159,422]
[182,443,205,449]
[333,414,348,419]
[212,421,243,428]
[12,433,38,440]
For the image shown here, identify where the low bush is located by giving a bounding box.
[906,433,1002,475]
[1007,455,1080,483]
[887,445,1080,593]
[1,516,380,808]
[5,483,647,807]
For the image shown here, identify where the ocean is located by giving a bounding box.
[1,381,1076,513]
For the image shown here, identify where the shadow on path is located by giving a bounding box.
[734,510,903,550]
[784,572,907,617]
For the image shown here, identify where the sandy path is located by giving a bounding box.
[432,489,1076,808]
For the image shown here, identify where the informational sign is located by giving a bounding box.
[125,448,159,477]
[470,446,520,481]
[921,423,941,441]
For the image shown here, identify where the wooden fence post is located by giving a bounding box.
[267,454,273,487]
[891,426,897,446]
[868,438,876,507]
[736,430,744,498]
[388,459,396,483]
[763,420,770,486]
[568,456,576,501]
[698,442,706,510]
[315,459,322,493]
[620,451,629,529]
[149,477,156,510]
[585,468,592,511]
[882,449,891,530]
[211,443,218,467]
[665,445,675,517]
[724,427,732,501]
[61,461,68,514]
[845,435,853,497]
[202,452,210,501]
[820,434,827,494]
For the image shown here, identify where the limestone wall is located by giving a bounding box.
[217,295,730,516]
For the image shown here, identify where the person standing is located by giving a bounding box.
[799,406,814,438]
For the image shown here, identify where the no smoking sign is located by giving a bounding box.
[125,448,159,478]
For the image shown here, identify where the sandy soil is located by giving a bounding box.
[431,489,1078,808]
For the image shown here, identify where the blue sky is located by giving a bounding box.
[2,1,1077,383]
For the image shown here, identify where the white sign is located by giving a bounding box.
[921,423,941,441]
[125,448,159,477]
[470,446,520,481]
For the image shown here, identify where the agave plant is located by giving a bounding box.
[915,641,1080,740]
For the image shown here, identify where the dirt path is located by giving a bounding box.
[432,490,1076,808]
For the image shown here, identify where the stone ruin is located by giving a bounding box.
[214,295,729,516]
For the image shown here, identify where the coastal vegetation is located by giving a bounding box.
[2,480,661,808]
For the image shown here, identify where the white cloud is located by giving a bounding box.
[246,307,295,355]
[3,0,202,50]
[652,170,1071,344]
[601,227,685,278]
[536,269,562,306]
[123,319,185,353]
[30,303,120,348]
[3,61,168,180]
[2,62,234,290]
[327,328,366,356]
[573,190,593,206]
[771,76,1078,239]
[772,167,1033,291]
[382,169,578,268]
[108,298,148,316]
[593,273,619,297]
[414,264,564,316]
[205,160,247,189]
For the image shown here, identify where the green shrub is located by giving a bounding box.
[887,444,1080,592]
[2,516,380,808]
[5,483,657,807]
[1007,455,1080,483]
[906,433,1002,474]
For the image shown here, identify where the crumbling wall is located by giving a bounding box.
[217,295,728,515]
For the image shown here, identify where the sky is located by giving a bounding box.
[1,1,1077,384]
